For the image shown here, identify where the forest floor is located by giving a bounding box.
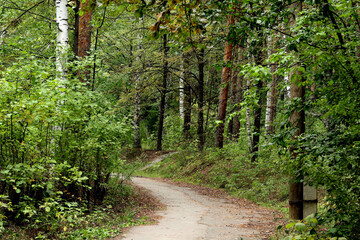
[110,154,284,240]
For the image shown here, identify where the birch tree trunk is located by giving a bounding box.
[265,82,272,135]
[215,14,235,148]
[56,0,68,82]
[179,58,185,120]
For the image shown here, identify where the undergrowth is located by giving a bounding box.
[139,142,289,209]
[1,177,150,240]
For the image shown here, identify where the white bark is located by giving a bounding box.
[179,59,185,120]
[284,73,291,99]
[56,0,68,82]
[265,82,272,135]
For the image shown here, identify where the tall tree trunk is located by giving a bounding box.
[246,79,253,154]
[251,77,264,162]
[73,0,80,57]
[288,2,316,220]
[265,82,272,135]
[197,48,205,150]
[227,45,242,141]
[233,47,244,140]
[77,0,93,83]
[157,34,169,151]
[179,57,185,120]
[268,72,278,134]
[183,53,192,139]
[55,0,68,82]
[133,37,142,149]
[215,15,235,148]
[289,2,305,220]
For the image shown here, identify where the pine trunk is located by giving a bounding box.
[215,15,235,148]
[77,0,93,83]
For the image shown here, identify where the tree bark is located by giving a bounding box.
[55,0,68,82]
[246,79,253,154]
[157,34,169,151]
[73,0,80,57]
[77,0,94,83]
[183,53,192,139]
[268,72,278,134]
[215,15,235,148]
[233,47,244,140]
[179,57,185,120]
[133,37,142,149]
[251,77,264,162]
[289,2,305,218]
[197,48,205,150]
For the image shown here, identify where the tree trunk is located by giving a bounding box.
[197,48,205,150]
[73,0,80,57]
[77,0,93,83]
[288,2,317,220]
[55,0,68,82]
[246,79,253,154]
[183,53,192,139]
[157,34,169,151]
[251,78,263,162]
[179,58,185,120]
[268,73,278,134]
[133,38,142,149]
[227,46,242,141]
[215,15,235,148]
[233,47,244,140]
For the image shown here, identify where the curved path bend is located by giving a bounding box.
[118,177,275,240]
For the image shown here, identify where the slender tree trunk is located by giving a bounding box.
[179,58,185,120]
[268,73,278,134]
[183,53,192,139]
[73,0,80,57]
[227,45,242,141]
[246,79,253,153]
[215,15,235,148]
[133,37,142,149]
[251,78,263,162]
[55,0,68,82]
[77,0,93,83]
[157,34,169,151]
[233,47,244,140]
[197,48,205,150]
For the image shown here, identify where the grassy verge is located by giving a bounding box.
[136,142,289,212]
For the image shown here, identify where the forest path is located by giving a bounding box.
[113,154,278,240]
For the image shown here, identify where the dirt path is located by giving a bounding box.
[116,177,277,240]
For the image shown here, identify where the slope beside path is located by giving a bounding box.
[112,153,279,240]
